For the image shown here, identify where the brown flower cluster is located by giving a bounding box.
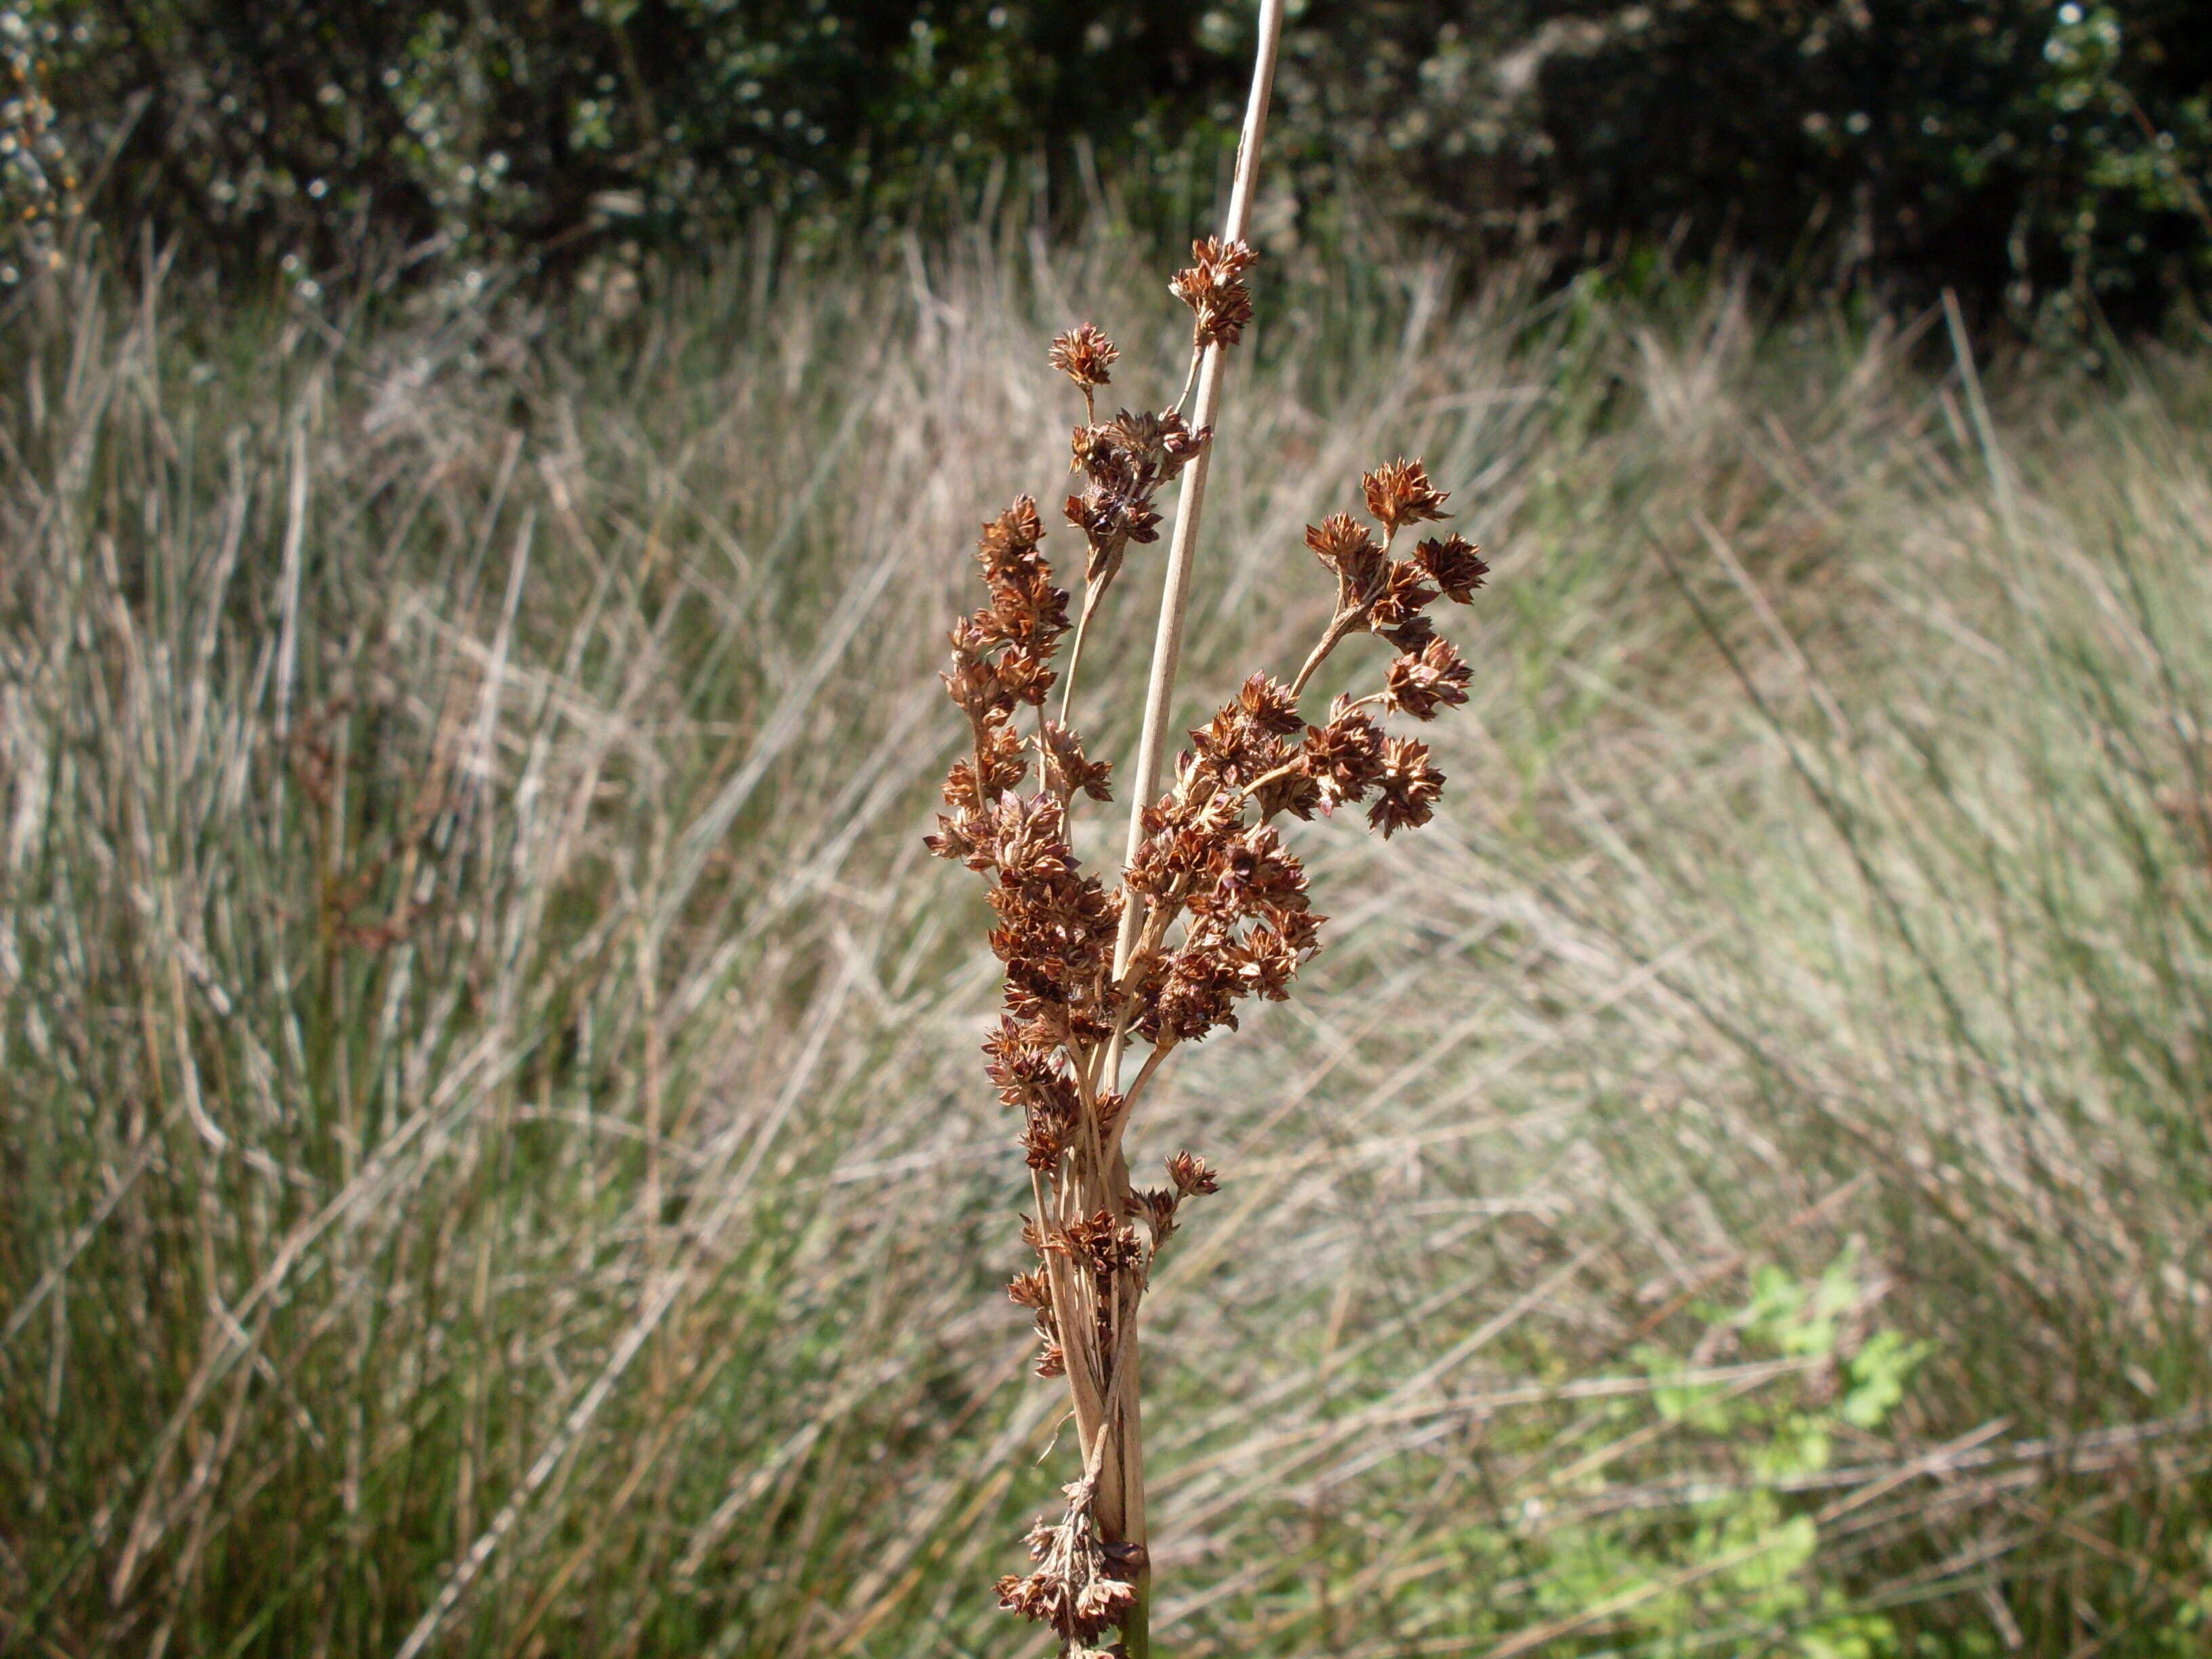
[930,260,1491,1656]
[1362,456,1452,535]
[934,497,1069,737]
[996,1480,1141,1652]
[1048,323,1120,398]
[1043,320,1222,710]
[1066,404,1210,592]
[1169,236,1260,350]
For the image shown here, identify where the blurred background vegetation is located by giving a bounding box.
[3,0,2209,330]
[9,218,2212,1658]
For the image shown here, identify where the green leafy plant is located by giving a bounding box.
[1521,1254,1931,1658]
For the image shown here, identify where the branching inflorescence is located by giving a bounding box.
[926,237,1489,1656]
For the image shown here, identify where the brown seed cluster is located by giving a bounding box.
[1066,406,1210,592]
[935,497,1069,733]
[1042,317,1221,709]
[1362,455,1454,535]
[996,1480,1141,1650]
[1049,323,1120,394]
[932,249,1492,1656]
[1169,236,1260,350]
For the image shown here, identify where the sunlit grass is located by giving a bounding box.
[3,234,2209,1657]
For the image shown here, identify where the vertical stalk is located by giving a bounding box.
[1110,3,1286,946]
[1104,5,1286,1653]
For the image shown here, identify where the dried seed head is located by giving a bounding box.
[981,792,1075,882]
[1132,1187,1180,1246]
[1384,637,1473,721]
[941,242,1494,1654]
[922,811,981,866]
[1237,672,1305,736]
[988,834,1122,1015]
[1038,720,1114,802]
[1224,919,1308,1001]
[1380,611,1438,655]
[1255,762,1324,822]
[1166,1151,1219,1198]
[1415,532,1490,603]
[1061,1210,1147,1277]
[1159,416,1212,469]
[1023,1286,1064,1361]
[1019,1104,1076,1171]
[942,724,1027,812]
[1049,323,1119,388]
[1066,485,1162,553]
[941,495,1071,724]
[1204,824,1310,918]
[1361,457,1452,536]
[1004,1486,1141,1645]
[1306,512,1386,594]
[1130,813,1322,1042]
[1368,734,1446,838]
[1143,945,1244,1042]
[1301,695,1388,808]
[978,496,1048,571]
[1368,560,1440,634]
[1189,699,1298,793]
[1103,408,1199,464]
[1170,236,1260,350]
[1125,785,1240,897]
[1066,409,1210,588]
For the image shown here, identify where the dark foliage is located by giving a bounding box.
[9,0,1246,274]
[1273,0,2212,330]
[5,0,2207,326]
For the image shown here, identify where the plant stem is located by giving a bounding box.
[1101,5,1285,1654]
[1059,584,1103,725]
[1290,609,1362,699]
[1108,0,1286,993]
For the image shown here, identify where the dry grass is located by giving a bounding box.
[3,228,2210,1657]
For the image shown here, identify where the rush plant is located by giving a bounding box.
[924,11,1493,1652]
